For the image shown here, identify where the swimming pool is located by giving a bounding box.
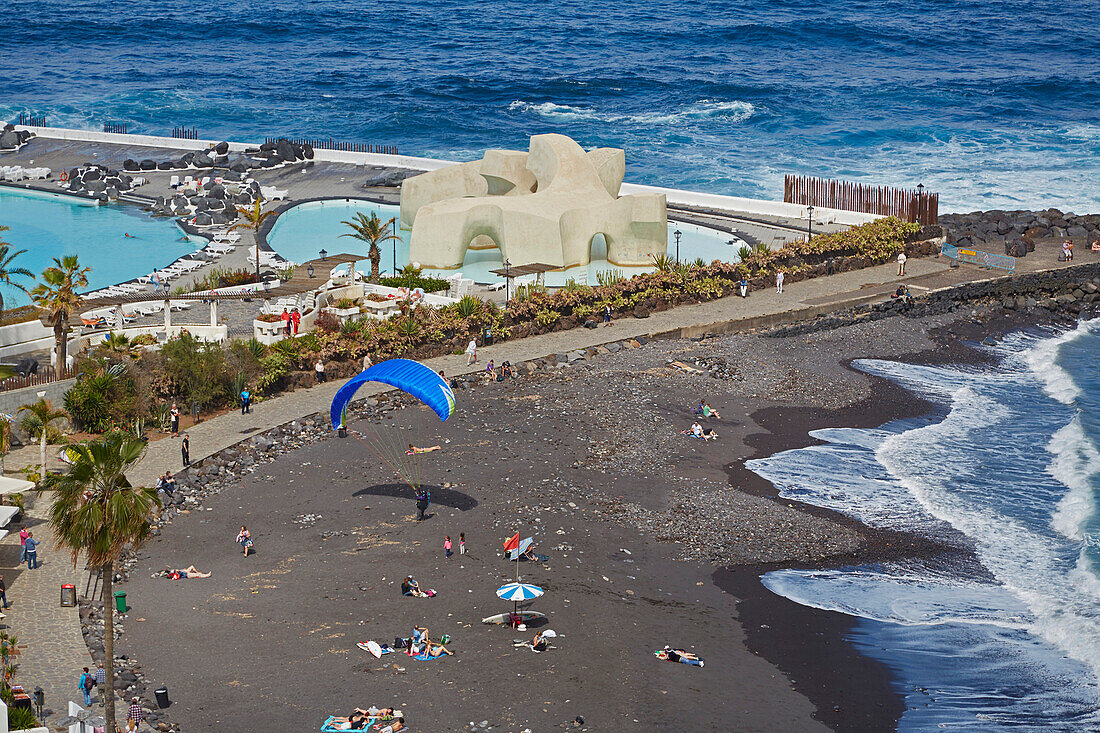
[266,199,744,287]
[0,187,201,306]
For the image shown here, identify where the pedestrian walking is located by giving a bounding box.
[170,402,180,437]
[0,574,10,609]
[18,526,28,563]
[739,277,749,297]
[23,532,39,569]
[444,535,453,558]
[79,667,93,707]
[775,270,785,294]
[603,304,612,325]
[280,308,291,336]
[94,661,106,697]
[128,697,145,726]
[291,308,301,335]
[314,359,327,383]
[466,339,478,366]
[459,532,466,555]
[897,251,907,276]
[241,387,252,414]
[236,525,254,556]
[181,434,190,467]
[363,352,373,371]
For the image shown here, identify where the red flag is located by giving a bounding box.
[502,532,520,552]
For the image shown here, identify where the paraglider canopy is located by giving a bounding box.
[330,358,455,429]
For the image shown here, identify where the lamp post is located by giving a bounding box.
[503,259,511,303]
[306,263,314,278]
[806,205,814,242]
[392,219,399,275]
[916,183,925,224]
[674,229,682,264]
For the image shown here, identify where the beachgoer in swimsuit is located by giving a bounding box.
[657,645,704,667]
[421,641,452,658]
[159,565,211,579]
[405,444,442,455]
[236,526,254,556]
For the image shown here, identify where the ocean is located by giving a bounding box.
[1,0,1098,214]
[752,320,1100,730]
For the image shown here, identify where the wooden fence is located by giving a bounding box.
[172,126,199,140]
[265,137,399,155]
[103,121,129,134]
[0,367,77,396]
[16,113,46,127]
[784,174,939,226]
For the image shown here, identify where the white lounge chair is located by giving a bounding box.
[169,175,180,188]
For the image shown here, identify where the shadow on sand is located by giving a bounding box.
[353,483,479,511]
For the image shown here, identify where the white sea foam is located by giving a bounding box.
[1048,416,1099,541]
[1023,320,1099,405]
[507,99,755,126]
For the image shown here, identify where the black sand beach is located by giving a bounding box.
[114,305,1062,732]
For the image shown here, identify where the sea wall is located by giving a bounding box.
[940,209,1100,251]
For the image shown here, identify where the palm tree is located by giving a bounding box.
[231,198,276,283]
[340,212,399,283]
[18,398,67,484]
[30,255,90,375]
[48,436,158,730]
[0,228,35,320]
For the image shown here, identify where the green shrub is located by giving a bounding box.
[257,351,290,394]
[455,295,482,318]
[64,363,138,433]
[379,274,450,293]
[130,333,157,347]
[159,332,228,410]
[314,311,340,333]
[8,704,39,730]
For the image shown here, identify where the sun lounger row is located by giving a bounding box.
[1,166,51,181]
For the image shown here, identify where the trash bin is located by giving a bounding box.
[60,583,76,607]
[154,686,170,709]
[113,590,127,613]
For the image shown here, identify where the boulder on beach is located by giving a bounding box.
[192,151,213,167]
[139,159,156,171]
[214,141,229,155]
[275,138,296,162]
[0,130,20,149]
[303,143,314,159]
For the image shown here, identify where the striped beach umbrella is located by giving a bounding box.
[496,582,544,602]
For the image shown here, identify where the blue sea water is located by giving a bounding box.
[753,320,1100,730]
[1,0,1098,213]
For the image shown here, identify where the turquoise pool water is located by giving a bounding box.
[0,187,200,306]
[266,199,743,287]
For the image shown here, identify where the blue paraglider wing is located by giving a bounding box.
[330,358,456,428]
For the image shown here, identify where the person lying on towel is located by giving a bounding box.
[406,443,442,455]
[655,645,704,667]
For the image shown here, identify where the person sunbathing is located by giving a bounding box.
[701,427,718,441]
[656,645,704,667]
[158,565,211,579]
[420,641,452,658]
[405,444,442,455]
[401,576,431,597]
[329,714,371,730]
[374,718,405,733]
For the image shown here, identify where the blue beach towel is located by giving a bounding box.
[413,651,448,661]
[321,715,388,732]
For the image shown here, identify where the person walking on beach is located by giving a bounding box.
[236,526,254,556]
[23,532,39,569]
[79,667,93,707]
[280,308,291,336]
[0,574,10,609]
[315,359,327,383]
[444,535,453,558]
[94,660,105,699]
[1063,240,1074,261]
[291,308,301,335]
[459,532,466,555]
[466,339,478,366]
[170,403,180,437]
[241,387,251,414]
[775,270,784,294]
[181,434,190,467]
[897,251,907,276]
[18,526,28,563]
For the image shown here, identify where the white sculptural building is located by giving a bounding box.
[400,133,667,271]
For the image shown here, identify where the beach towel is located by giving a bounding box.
[413,651,448,661]
[669,361,704,374]
[321,715,377,732]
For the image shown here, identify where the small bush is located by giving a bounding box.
[314,311,340,333]
[379,274,450,293]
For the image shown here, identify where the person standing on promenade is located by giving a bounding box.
[0,574,9,609]
[739,277,749,297]
[363,352,373,371]
[897,251,907,276]
[94,661,106,700]
[444,535,453,558]
[18,526,28,563]
[603,304,612,325]
[181,434,190,467]
[170,403,180,437]
[466,339,478,365]
[776,270,785,294]
[128,697,145,726]
[315,359,327,383]
[241,387,251,414]
[291,308,301,335]
[79,667,93,707]
[23,532,39,569]
[280,308,291,336]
